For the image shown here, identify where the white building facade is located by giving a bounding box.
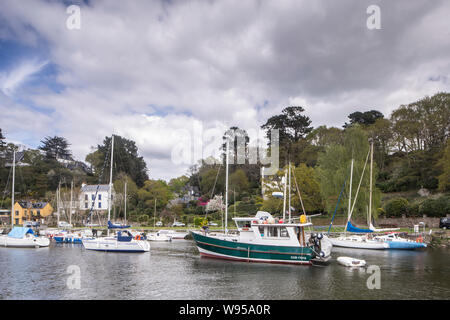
[79,184,115,211]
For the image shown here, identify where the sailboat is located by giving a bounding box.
[0,150,50,248]
[190,141,331,265]
[325,144,388,250]
[82,135,150,252]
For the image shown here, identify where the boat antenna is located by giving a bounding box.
[107,134,114,236]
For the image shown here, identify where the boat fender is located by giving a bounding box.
[319,251,325,258]
[311,233,317,238]
[135,235,141,240]
[317,233,323,240]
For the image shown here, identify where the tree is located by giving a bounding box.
[229,169,250,197]
[137,179,173,212]
[0,128,6,151]
[87,135,149,187]
[291,164,324,213]
[437,139,450,191]
[344,110,384,127]
[168,175,189,194]
[39,136,72,160]
[317,126,381,218]
[261,106,313,164]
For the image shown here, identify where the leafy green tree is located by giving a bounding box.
[39,136,72,160]
[168,175,189,194]
[261,106,313,164]
[87,135,149,187]
[344,110,384,127]
[317,126,381,218]
[229,169,250,197]
[137,179,173,212]
[291,164,324,213]
[437,139,450,191]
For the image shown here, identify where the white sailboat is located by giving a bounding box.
[0,150,50,248]
[325,146,388,250]
[82,135,150,252]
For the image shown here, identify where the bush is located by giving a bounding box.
[384,197,409,217]
[137,214,149,224]
[419,196,450,217]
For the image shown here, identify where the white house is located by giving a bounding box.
[79,184,115,211]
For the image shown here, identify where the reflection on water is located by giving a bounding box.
[0,241,449,300]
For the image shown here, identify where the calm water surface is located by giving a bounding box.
[1,240,449,300]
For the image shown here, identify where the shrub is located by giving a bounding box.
[419,196,450,217]
[384,197,409,217]
[137,214,149,224]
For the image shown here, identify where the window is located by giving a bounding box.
[92,194,95,201]
[85,194,88,201]
[85,202,88,209]
[98,194,102,201]
[15,210,19,216]
[98,202,102,209]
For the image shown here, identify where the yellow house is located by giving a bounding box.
[13,201,54,225]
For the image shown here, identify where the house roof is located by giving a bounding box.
[16,201,49,209]
[81,184,112,192]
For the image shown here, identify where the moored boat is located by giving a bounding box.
[82,230,150,252]
[337,256,366,267]
[191,211,332,265]
[0,227,50,248]
[373,233,427,249]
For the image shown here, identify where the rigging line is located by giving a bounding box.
[348,147,371,220]
[86,137,112,224]
[291,166,306,216]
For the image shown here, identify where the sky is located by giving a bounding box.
[0,0,449,181]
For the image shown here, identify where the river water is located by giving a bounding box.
[0,240,449,300]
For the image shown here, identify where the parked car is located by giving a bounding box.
[58,221,73,228]
[156,221,163,227]
[23,221,40,228]
[208,222,218,226]
[439,218,450,229]
[172,221,185,227]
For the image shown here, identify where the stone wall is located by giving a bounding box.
[373,216,441,228]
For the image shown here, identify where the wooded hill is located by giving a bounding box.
[0,92,449,225]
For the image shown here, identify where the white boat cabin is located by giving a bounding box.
[231,211,313,247]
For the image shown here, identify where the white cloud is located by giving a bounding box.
[0,0,449,180]
[0,59,48,96]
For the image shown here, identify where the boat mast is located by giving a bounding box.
[69,180,73,227]
[288,162,291,223]
[368,139,374,227]
[11,150,15,228]
[57,181,61,227]
[282,169,287,222]
[154,198,156,228]
[344,159,354,233]
[225,139,229,235]
[107,135,114,236]
[124,181,127,225]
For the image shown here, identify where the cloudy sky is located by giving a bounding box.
[0,0,449,180]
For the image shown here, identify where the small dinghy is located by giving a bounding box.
[337,256,366,267]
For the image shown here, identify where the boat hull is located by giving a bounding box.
[386,241,427,249]
[326,236,388,249]
[82,238,150,252]
[191,231,315,265]
[0,235,50,248]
